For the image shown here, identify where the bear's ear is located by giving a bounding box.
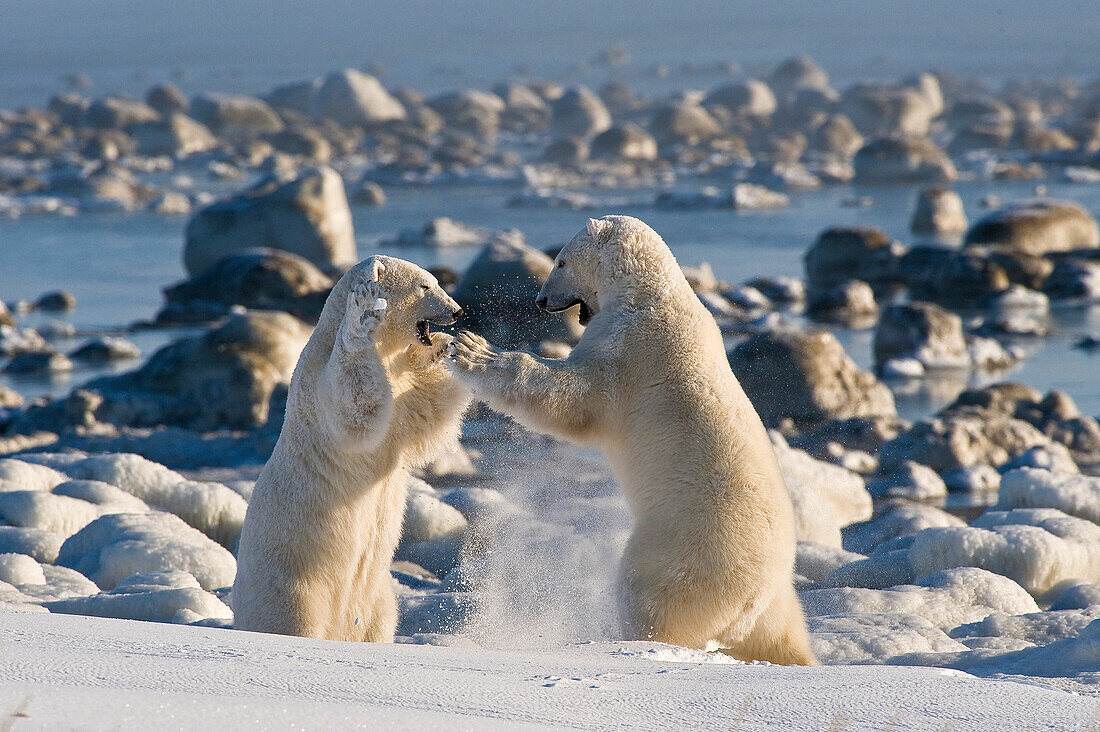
[370,259,385,282]
[585,217,613,242]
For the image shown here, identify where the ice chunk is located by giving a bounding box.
[45,569,232,624]
[0,526,64,563]
[0,459,68,492]
[801,567,1038,628]
[909,508,1100,596]
[0,552,46,585]
[0,491,103,537]
[795,542,865,584]
[949,609,1094,646]
[57,512,237,591]
[842,503,964,555]
[809,612,968,664]
[999,468,1100,525]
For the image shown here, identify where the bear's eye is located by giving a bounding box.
[420,284,430,292]
[557,260,564,268]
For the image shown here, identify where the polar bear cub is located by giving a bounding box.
[233,256,470,641]
[449,215,816,665]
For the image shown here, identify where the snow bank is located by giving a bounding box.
[56,512,237,591]
[771,433,873,547]
[795,542,865,584]
[46,569,232,624]
[0,526,64,563]
[998,468,1100,525]
[950,609,1095,647]
[0,490,104,537]
[801,567,1039,628]
[0,458,68,491]
[842,503,965,555]
[909,508,1100,596]
[809,612,968,663]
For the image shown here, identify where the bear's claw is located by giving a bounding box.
[346,279,387,341]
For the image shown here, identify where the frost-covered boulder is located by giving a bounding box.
[132,113,218,157]
[309,69,406,127]
[427,89,504,138]
[704,80,778,118]
[729,329,896,429]
[865,461,947,500]
[0,526,64,564]
[452,232,584,349]
[57,512,236,591]
[551,86,612,139]
[189,93,284,137]
[873,302,968,370]
[771,433,872,547]
[809,115,863,157]
[45,569,232,624]
[908,508,1100,596]
[809,613,967,664]
[0,459,68,491]
[589,123,658,162]
[87,310,311,432]
[796,542,865,584]
[183,166,356,276]
[160,248,333,324]
[998,468,1100,524]
[803,226,905,291]
[801,567,1039,628]
[964,200,1099,256]
[853,137,956,183]
[950,608,1094,647]
[842,503,965,555]
[910,188,968,235]
[648,102,724,146]
[0,490,103,538]
[402,491,468,545]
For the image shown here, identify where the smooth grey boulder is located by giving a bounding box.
[964,200,1099,256]
[911,188,968,235]
[309,69,406,127]
[853,137,956,183]
[551,86,611,140]
[190,93,285,137]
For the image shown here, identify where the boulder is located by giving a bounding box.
[873,302,968,370]
[963,200,1099,256]
[551,86,612,139]
[427,90,504,138]
[265,79,320,115]
[803,226,905,291]
[309,69,406,127]
[910,188,968,234]
[729,329,896,429]
[853,137,956,183]
[183,166,356,276]
[145,83,189,115]
[1044,259,1100,301]
[81,97,159,130]
[69,337,141,364]
[840,83,936,137]
[809,114,863,157]
[649,103,724,146]
[132,113,217,157]
[703,80,778,118]
[769,56,831,99]
[452,232,584,349]
[189,93,284,137]
[589,123,658,161]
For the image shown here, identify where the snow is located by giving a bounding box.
[0,610,1095,731]
[0,526,64,563]
[999,467,1100,524]
[46,569,232,624]
[809,612,968,663]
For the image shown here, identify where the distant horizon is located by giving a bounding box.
[1,0,1098,108]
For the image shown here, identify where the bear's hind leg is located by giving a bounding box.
[718,584,817,665]
[358,583,398,643]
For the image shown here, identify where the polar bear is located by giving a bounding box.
[449,216,816,665]
[233,256,470,641]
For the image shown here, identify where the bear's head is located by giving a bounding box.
[536,215,680,324]
[330,255,463,351]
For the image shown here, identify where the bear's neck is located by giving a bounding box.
[602,253,694,311]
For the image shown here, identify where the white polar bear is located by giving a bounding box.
[449,215,816,665]
[233,256,470,641]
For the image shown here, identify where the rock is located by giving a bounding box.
[348,180,386,206]
[87,310,311,431]
[145,83,188,115]
[393,218,503,248]
[898,246,1011,306]
[1049,583,1100,611]
[48,163,156,212]
[265,79,320,115]
[551,86,611,139]
[948,97,1015,127]
[309,69,406,127]
[1044,259,1100,301]
[0,386,22,409]
[744,276,806,304]
[769,56,831,98]
[68,337,141,363]
[840,83,937,138]
[45,569,232,624]
[911,188,968,235]
[189,93,284,137]
[0,302,13,328]
[729,329,896,429]
[160,248,333,324]
[803,226,905,291]
[731,183,789,210]
[48,93,89,126]
[873,302,968,370]
[853,137,957,183]
[56,512,236,591]
[493,82,551,132]
[998,469,1100,524]
[452,232,584,350]
[704,79,778,118]
[183,166,356,277]
[649,103,724,146]
[806,280,877,324]
[81,97,159,130]
[35,291,76,311]
[941,464,1002,492]
[964,199,1099,255]
[132,113,218,157]
[589,123,658,162]
[540,137,589,165]
[3,352,72,375]
[402,491,468,545]
[809,114,863,157]
[267,127,332,163]
[865,461,948,500]
[427,89,504,138]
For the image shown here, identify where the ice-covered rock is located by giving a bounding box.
[392,218,501,248]
[427,89,505,138]
[0,459,69,491]
[801,567,1039,628]
[1043,259,1100,301]
[0,526,64,563]
[81,97,159,129]
[806,280,877,324]
[771,433,872,547]
[865,461,947,500]
[45,569,232,624]
[908,508,1100,596]
[841,83,938,138]
[998,468,1100,524]
[402,492,468,545]
[183,166,356,277]
[853,137,956,183]
[0,490,103,538]
[964,199,1099,256]
[809,613,968,664]
[69,337,142,364]
[769,56,831,98]
[703,80,777,118]
[1049,582,1100,610]
[730,329,896,429]
[551,87,611,139]
[57,512,236,591]
[132,113,217,157]
[842,503,965,555]
[941,464,1001,492]
[309,69,406,126]
[910,188,968,235]
[950,608,1095,647]
[589,123,658,162]
[796,542,866,584]
[189,92,284,137]
[803,226,905,291]
[648,102,724,146]
[731,183,789,210]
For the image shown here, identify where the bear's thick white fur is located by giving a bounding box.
[450,215,816,664]
[233,256,470,641]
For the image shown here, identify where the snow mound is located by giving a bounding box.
[824,549,914,590]
[0,552,45,585]
[0,526,64,563]
[950,609,1095,647]
[0,490,104,537]
[809,612,968,663]
[842,502,965,555]
[909,508,1100,596]
[801,567,1039,628]
[771,433,872,547]
[402,491,468,545]
[0,458,68,492]
[56,512,237,591]
[795,542,866,584]
[46,569,232,624]
[998,468,1100,525]
[20,453,247,548]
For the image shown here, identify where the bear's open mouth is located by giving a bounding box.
[416,320,432,346]
[546,298,594,325]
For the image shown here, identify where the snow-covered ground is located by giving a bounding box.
[2,610,1097,731]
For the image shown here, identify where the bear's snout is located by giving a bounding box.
[535,296,548,311]
[453,307,464,320]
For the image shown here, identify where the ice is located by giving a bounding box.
[56,512,237,591]
[950,609,1095,647]
[824,549,915,590]
[842,503,965,555]
[0,552,45,585]
[402,490,468,544]
[1050,582,1100,610]
[795,542,866,584]
[0,458,68,492]
[999,468,1100,525]
[809,613,968,663]
[0,525,64,563]
[909,508,1100,596]
[771,433,873,547]
[801,567,1039,628]
[46,569,232,625]
[0,490,103,537]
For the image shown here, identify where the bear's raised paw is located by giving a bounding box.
[344,279,387,343]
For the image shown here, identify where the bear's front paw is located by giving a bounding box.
[345,279,387,343]
[447,330,501,375]
[407,331,453,367]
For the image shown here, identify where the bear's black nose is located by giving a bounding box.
[535,296,548,311]
[453,307,464,319]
